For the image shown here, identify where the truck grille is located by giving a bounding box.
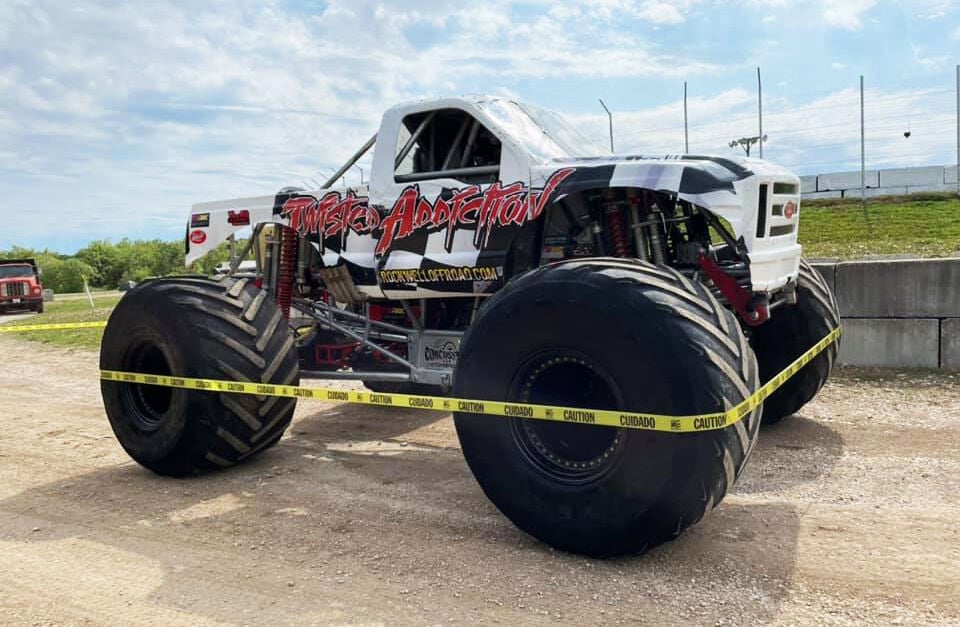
[3,282,27,297]
[755,183,768,238]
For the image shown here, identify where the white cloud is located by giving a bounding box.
[634,1,688,23]
[822,0,876,29]
[912,45,951,69]
[901,0,956,19]
[953,24,960,38]
[831,62,847,70]
[580,0,702,24]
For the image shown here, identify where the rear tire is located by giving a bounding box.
[100,276,299,476]
[751,259,840,424]
[453,258,762,557]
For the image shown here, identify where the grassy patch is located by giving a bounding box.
[799,194,960,259]
[0,293,121,350]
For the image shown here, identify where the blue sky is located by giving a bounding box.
[1,0,958,252]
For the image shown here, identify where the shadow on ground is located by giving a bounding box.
[735,413,845,494]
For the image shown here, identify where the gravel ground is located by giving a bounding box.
[0,336,957,626]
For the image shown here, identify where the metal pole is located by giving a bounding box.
[599,98,614,153]
[860,75,866,207]
[683,81,689,154]
[757,67,763,159]
[956,64,959,197]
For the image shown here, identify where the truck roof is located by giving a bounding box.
[383,95,532,119]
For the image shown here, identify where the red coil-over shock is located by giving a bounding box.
[276,226,298,319]
[605,205,630,258]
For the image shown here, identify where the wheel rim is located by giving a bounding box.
[509,352,625,485]
[121,340,173,431]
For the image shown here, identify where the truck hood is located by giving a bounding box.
[533,153,798,218]
[546,153,795,183]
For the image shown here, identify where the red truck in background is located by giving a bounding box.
[0,259,44,314]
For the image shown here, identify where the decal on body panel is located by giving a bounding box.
[279,168,575,257]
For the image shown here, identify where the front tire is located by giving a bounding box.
[100,276,299,476]
[453,258,762,557]
[751,259,840,424]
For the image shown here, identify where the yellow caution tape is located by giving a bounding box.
[0,321,108,333]
[99,327,841,434]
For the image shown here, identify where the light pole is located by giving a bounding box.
[353,165,365,185]
[598,98,614,153]
[757,67,764,159]
[728,135,766,157]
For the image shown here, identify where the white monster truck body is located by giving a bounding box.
[187,96,802,301]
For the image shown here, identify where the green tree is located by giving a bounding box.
[76,240,124,287]
[39,257,95,293]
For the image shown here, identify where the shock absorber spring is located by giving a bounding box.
[605,205,631,258]
[276,226,298,319]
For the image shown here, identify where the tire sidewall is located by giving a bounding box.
[99,283,223,470]
[454,266,752,551]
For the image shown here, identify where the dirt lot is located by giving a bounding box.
[0,336,958,626]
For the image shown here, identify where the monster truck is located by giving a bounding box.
[0,259,45,314]
[100,96,839,557]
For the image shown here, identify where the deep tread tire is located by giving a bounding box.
[751,259,840,424]
[100,276,299,476]
[453,258,762,557]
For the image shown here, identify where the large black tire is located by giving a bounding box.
[100,276,299,476]
[751,259,840,424]
[453,258,762,557]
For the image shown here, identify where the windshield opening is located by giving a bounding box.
[0,265,34,279]
[477,100,607,161]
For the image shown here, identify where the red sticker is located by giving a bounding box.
[228,209,250,226]
[784,201,797,219]
[190,230,207,244]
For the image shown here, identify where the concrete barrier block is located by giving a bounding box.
[838,318,939,368]
[803,190,843,200]
[800,175,817,194]
[942,319,960,370]
[879,166,944,187]
[945,166,958,185]
[902,183,954,194]
[818,170,878,191]
[839,187,907,199]
[809,262,836,297]
[835,259,960,317]
[864,186,908,198]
